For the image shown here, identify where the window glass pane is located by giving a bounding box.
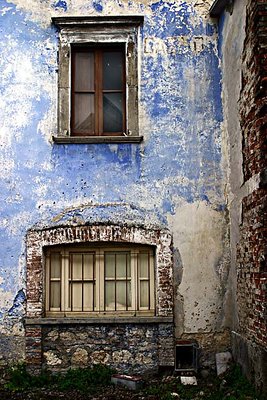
[103,93,123,132]
[72,253,82,280]
[50,252,61,279]
[105,253,115,278]
[46,245,154,315]
[140,281,149,308]
[72,282,82,311]
[103,51,123,90]
[116,253,128,278]
[84,253,94,280]
[74,94,95,133]
[139,253,149,279]
[50,282,60,308]
[105,281,115,310]
[116,281,127,310]
[84,282,94,311]
[74,52,94,91]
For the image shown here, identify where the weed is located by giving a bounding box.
[5,363,54,391]
[5,363,114,394]
[214,365,261,400]
[4,363,264,399]
[144,382,176,400]
[144,365,263,400]
[57,364,115,393]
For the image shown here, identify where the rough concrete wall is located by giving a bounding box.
[220,0,267,392]
[0,0,230,366]
[219,0,248,334]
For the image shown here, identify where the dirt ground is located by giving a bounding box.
[0,376,210,400]
[0,372,263,400]
[0,368,267,400]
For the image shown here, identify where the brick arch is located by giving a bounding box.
[26,224,173,318]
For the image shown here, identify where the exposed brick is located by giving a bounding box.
[237,6,267,346]
[25,224,174,372]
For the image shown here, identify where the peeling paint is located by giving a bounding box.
[8,289,26,317]
[169,201,229,333]
[0,288,13,314]
[0,0,229,366]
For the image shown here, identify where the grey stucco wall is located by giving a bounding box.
[219,0,248,331]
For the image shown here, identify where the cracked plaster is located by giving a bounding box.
[0,0,230,366]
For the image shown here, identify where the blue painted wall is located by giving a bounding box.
[0,0,228,361]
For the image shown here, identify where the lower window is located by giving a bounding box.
[45,245,155,317]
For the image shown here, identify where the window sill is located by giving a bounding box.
[25,316,173,325]
[52,135,143,144]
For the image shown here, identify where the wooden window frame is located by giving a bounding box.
[71,45,126,137]
[45,245,155,317]
[52,16,143,144]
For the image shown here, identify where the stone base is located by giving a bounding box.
[38,322,175,374]
[231,331,267,394]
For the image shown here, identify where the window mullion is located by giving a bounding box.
[99,249,105,311]
[82,253,84,312]
[149,251,155,312]
[123,43,126,134]
[131,250,137,312]
[70,50,75,135]
[45,252,50,312]
[95,49,103,135]
[62,250,68,314]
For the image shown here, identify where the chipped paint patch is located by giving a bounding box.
[5,0,215,28]
[0,0,229,366]
[1,212,33,237]
[144,34,216,56]
[0,288,13,311]
[169,201,228,332]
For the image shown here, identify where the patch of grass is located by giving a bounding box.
[211,365,261,400]
[5,363,114,394]
[4,363,264,399]
[144,365,264,400]
[5,363,54,391]
[57,363,115,393]
[144,382,177,400]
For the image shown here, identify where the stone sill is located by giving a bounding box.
[25,316,173,325]
[52,135,143,144]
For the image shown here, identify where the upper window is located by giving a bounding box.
[45,245,155,317]
[72,45,126,136]
[52,16,143,143]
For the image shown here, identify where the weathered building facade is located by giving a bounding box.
[0,0,266,392]
[216,0,267,392]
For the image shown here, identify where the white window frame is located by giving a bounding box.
[45,245,155,317]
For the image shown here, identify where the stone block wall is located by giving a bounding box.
[40,323,173,374]
[237,190,267,345]
[240,0,267,182]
